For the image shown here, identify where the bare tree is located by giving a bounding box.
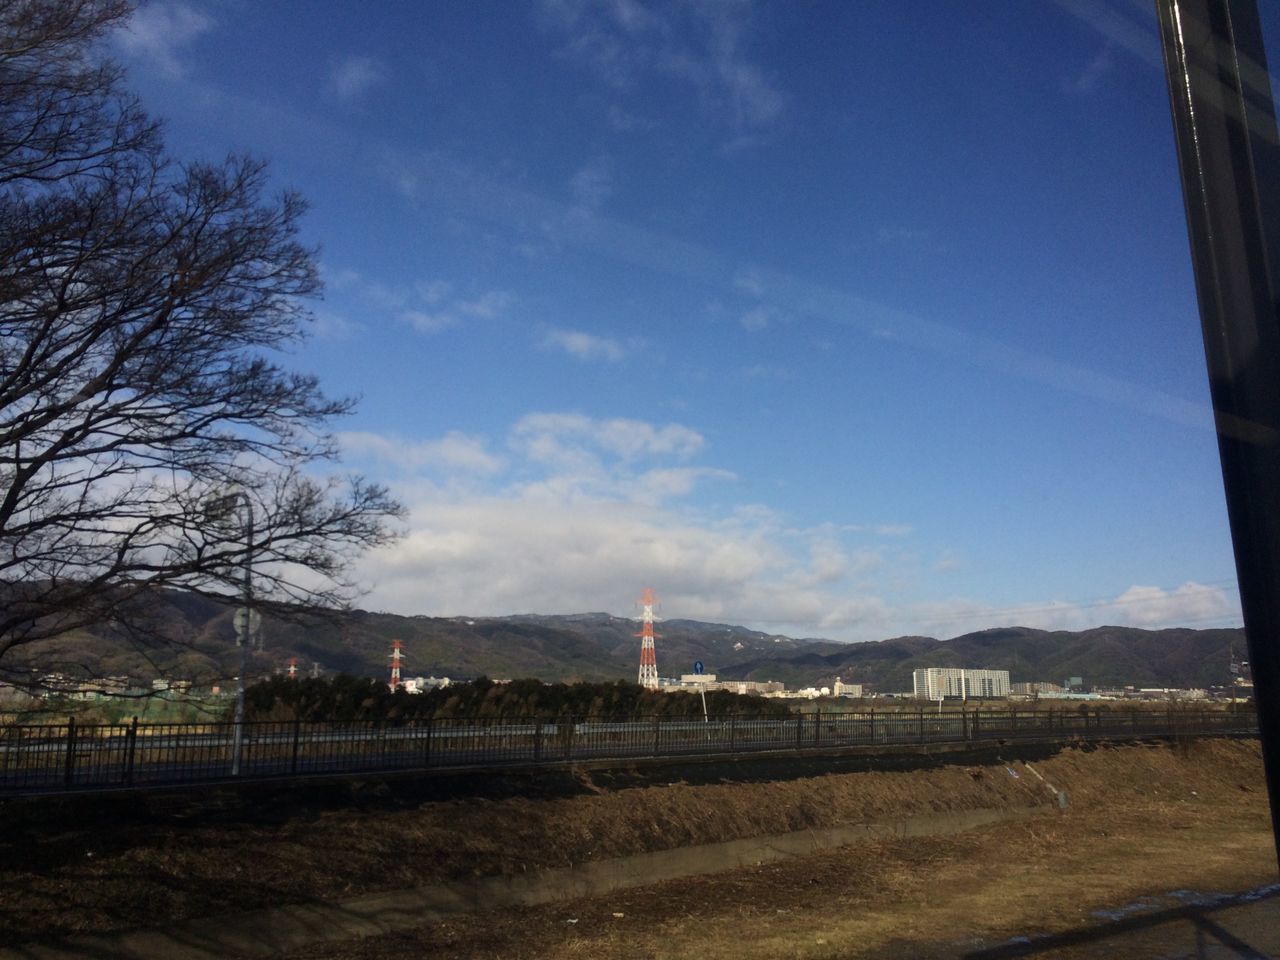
[0,0,403,680]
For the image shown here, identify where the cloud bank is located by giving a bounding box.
[339,414,1240,642]
[113,0,212,78]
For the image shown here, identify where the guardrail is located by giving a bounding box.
[0,707,1257,794]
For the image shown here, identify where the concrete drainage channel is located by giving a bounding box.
[0,804,1048,960]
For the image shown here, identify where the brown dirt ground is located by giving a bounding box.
[274,811,1276,960]
[0,738,1273,958]
[275,740,1280,960]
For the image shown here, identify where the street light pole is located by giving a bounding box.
[206,489,254,777]
[232,497,253,776]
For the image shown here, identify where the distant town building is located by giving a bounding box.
[1015,688,1101,701]
[913,667,1010,700]
[37,674,141,699]
[1136,687,1207,701]
[401,676,450,694]
[791,686,826,699]
[1090,686,1208,701]
[733,680,785,695]
[832,678,864,697]
[679,673,716,686]
[664,675,785,696]
[1010,681,1064,697]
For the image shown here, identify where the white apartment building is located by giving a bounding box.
[912,667,1010,700]
[832,678,864,698]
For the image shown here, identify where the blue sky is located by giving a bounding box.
[110,0,1254,641]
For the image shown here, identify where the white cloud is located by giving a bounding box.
[1105,582,1234,628]
[114,1,212,78]
[320,265,362,290]
[414,280,453,304]
[606,104,652,131]
[734,269,765,297]
[740,307,769,331]
[401,309,456,334]
[905,581,1238,640]
[512,413,704,463]
[331,55,386,103]
[365,497,774,619]
[807,540,852,583]
[311,309,361,340]
[658,6,784,129]
[543,327,628,362]
[338,414,1238,644]
[540,0,784,135]
[359,477,893,634]
[340,430,503,475]
[605,0,659,34]
[337,413,919,640]
[934,550,962,572]
[366,281,410,310]
[340,269,509,328]
[457,291,514,319]
[631,466,736,503]
[570,157,613,213]
[388,286,511,334]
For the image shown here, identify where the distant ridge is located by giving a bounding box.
[7,589,1244,692]
[717,625,1245,692]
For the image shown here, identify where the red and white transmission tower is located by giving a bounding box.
[388,639,405,692]
[286,657,298,680]
[637,588,659,690]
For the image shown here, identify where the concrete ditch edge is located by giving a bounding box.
[0,804,1049,960]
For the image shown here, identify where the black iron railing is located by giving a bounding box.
[0,707,1257,794]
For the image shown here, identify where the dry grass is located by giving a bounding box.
[281,785,1275,960]
[0,738,1271,957]
[0,751,1051,940]
[277,739,1277,960]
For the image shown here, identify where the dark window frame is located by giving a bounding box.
[1158,0,1280,866]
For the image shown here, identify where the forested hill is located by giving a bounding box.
[9,589,1244,692]
[716,625,1246,692]
[10,591,828,688]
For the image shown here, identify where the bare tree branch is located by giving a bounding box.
[0,0,404,683]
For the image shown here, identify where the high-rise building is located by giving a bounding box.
[912,667,1010,700]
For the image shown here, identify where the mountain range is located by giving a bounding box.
[8,590,1246,693]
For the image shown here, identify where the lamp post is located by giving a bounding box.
[205,489,254,776]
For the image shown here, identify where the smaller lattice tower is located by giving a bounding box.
[636,588,659,690]
[388,639,405,692]
[287,657,299,680]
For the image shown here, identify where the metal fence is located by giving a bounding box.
[0,707,1258,794]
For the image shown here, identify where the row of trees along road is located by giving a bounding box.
[244,676,796,723]
[0,0,402,686]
